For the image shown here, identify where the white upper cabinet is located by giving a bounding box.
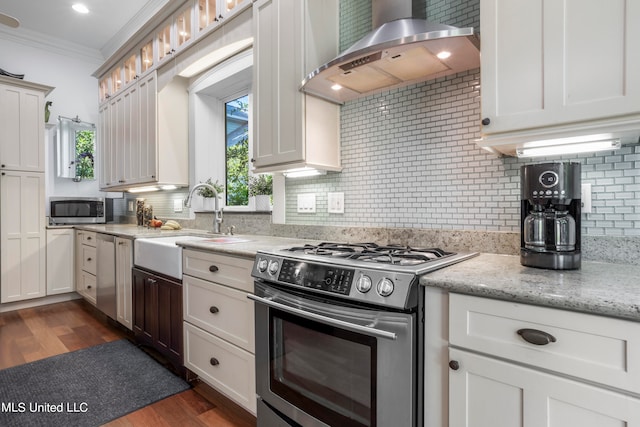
[0,77,52,172]
[478,0,640,154]
[252,0,341,173]
[99,71,188,191]
[157,3,195,64]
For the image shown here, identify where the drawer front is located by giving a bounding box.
[80,231,97,247]
[78,271,96,304]
[184,275,255,353]
[449,293,640,394]
[81,245,97,275]
[183,249,253,292]
[184,322,256,414]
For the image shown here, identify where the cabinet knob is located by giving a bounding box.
[210,357,220,366]
[87,285,92,289]
[1,164,5,168]
[449,360,460,371]
[481,117,491,126]
[87,236,92,240]
[208,265,219,272]
[209,306,219,314]
[147,278,157,285]
[517,328,557,346]
[87,257,92,261]
[250,158,255,163]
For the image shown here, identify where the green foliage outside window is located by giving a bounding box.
[75,130,95,180]
[225,96,249,206]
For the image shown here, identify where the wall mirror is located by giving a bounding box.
[56,116,96,181]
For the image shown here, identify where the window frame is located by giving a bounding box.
[189,49,257,212]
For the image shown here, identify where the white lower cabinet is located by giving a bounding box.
[0,171,46,303]
[115,237,133,330]
[448,293,640,427]
[75,230,97,305]
[182,249,256,414]
[46,228,75,295]
[184,322,256,412]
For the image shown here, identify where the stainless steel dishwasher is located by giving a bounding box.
[96,233,116,319]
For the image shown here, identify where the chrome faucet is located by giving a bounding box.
[184,183,223,233]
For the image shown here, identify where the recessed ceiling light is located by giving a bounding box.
[72,4,89,14]
[436,51,452,60]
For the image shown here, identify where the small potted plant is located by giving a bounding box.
[249,174,273,211]
[197,178,224,211]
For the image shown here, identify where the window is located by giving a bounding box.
[190,49,259,211]
[225,94,249,206]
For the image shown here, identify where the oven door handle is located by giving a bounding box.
[247,293,398,340]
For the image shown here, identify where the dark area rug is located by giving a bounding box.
[0,339,190,426]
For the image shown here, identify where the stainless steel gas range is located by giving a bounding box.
[250,242,477,427]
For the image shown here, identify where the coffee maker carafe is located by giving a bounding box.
[520,162,581,270]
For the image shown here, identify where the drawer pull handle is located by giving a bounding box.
[209,265,219,272]
[517,328,556,346]
[209,306,219,314]
[210,357,220,366]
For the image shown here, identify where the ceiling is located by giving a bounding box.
[0,0,168,59]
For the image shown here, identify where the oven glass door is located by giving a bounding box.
[270,307,376,427]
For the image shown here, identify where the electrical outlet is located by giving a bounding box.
[328,192,344,214]
[128,201,134,212]
[297,193,316,213]
[174,199,183,213]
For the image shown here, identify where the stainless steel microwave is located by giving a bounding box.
[49,197,114,225]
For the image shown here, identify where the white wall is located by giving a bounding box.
[0,35,110,207]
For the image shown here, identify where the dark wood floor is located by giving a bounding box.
[0,299,256,427]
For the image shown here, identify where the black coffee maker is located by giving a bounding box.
[520,162,581,270]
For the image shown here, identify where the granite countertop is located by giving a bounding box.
[420,253,640,322]
[72,224,213,239]
[176,235,321,259]
[67,224,640,322]
[71,224,319,258]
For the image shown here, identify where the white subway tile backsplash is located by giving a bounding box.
[285,0,640,236]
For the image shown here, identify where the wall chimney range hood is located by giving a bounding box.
[300,1,480,104]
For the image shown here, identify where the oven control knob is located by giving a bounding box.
[377,278,394,297]
[355,274,372,293]
[267,260,280,276]
[257,258,269,273]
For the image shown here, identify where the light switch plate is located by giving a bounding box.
[581,183,592,214]
[297,193,316,213]
[328,192,344,214]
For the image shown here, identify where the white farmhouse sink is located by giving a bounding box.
[134,235,210,280]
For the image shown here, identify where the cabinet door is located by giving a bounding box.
[0,83,45,172]
[156,276,183,366]
[122,84,140,185]
[137,72,158,183]
[481,0,640,135]
[253,0,305,168]
[115,238,133,330]
[98,102,112,189]
[132,268,157,347]
[132,268,183,368]
[1,171,45,303]
[46,228,75,295]
[449,348,640,427]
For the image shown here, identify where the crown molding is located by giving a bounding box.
[99,0,172,59]
[0,26,103,63]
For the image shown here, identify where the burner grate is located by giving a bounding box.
[285,242,452,265]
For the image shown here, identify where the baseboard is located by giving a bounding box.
[0,292,82,313]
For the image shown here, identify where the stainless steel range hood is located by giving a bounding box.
[300,0,480,104]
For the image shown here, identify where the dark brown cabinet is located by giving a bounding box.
[132,267,183,371]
